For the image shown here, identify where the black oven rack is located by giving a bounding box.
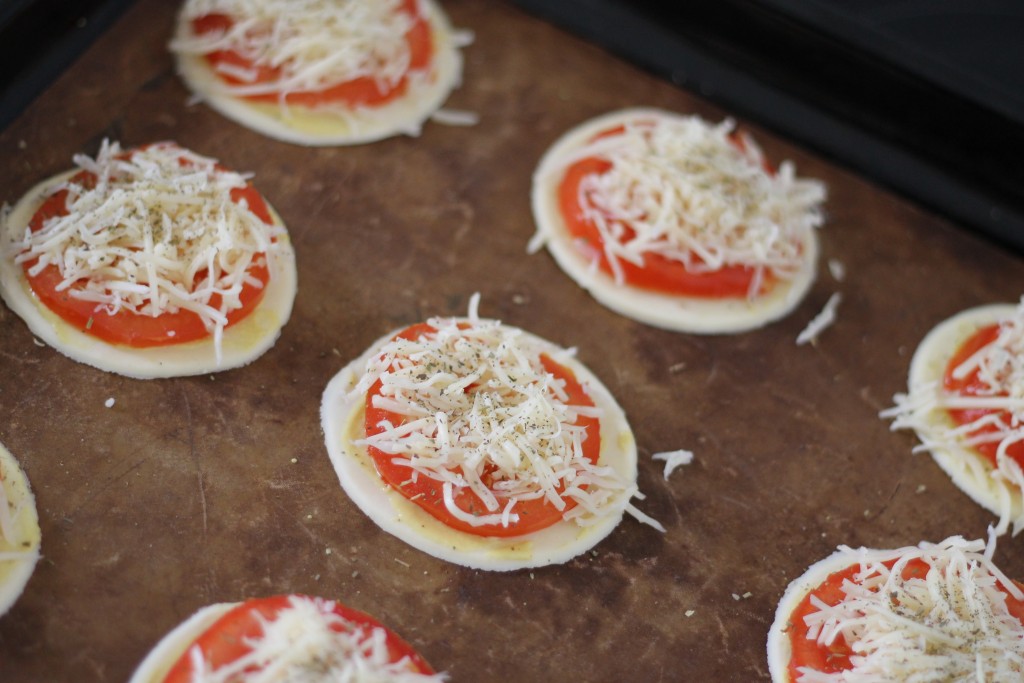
[510,0,1024,255]
[3,0,1023,254]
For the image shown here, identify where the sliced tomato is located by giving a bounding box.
[22,153,273,347]
[363,323,601,537]
[786,563,859,677]
[161,595,436,682]
[943,323,1024,468]
[786,558,1024,678]
[193,0,433,108]
[557,127,775,298]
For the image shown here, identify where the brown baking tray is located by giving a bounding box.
[2,1,1024,681]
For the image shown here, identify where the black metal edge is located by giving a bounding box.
[2,0,1023,254]
[0,0,138,134]
[508,0,1024,255]
[760,0,1024,128]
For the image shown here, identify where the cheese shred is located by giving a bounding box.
[796,292,841,346]
[652,449,694,480]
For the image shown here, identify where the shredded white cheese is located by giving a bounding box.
[652,449,693,480]
[828,258,845,282]
[186,595,445,682]
[796,292,841,346]
[536,115,825,296]
[351,311,643,530]
[9,140,281,364]
[794,536,1024,682]
[172,0,423,105]
[884,298,1024,534]
[429,108,479,127]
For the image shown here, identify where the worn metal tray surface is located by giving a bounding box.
[1,1,1022,681]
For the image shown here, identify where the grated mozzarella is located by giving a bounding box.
[351,313,640,529]
[172,0,421,105]
[652,449,693,480]
[9,140,282,364]
[793,536,1024,682]
[796,292,841,346]
[884,298,1024,534]
[536,114,825,295]
[184,596,444,682]
[827,258,845,282]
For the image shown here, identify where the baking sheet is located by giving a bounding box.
[1,0,1023,680]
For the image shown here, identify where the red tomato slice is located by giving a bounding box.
[943,323,1024,468]
[363,322,602,537]
[557,129,774,299]
[161,595,436,682]
[786,558,1024,678]
[22,156,273,348]
[194,0,433,108]
[786,562,860,677]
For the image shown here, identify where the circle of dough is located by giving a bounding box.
[0,440,41,617]
[0,171,298,379]
[531,108,819,334]
[905,303,1021,522]
[173,0,464,146]
[129,602,235,683]
[320,323,638,571]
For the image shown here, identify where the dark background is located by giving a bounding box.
[508,0,1024,254]
[6,0,1023,253]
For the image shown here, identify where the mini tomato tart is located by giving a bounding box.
[321,297,660,571]
[767,536,1024,682]
[0,441,41,617]
[530,108,827,334]
[129,594,443,682]
[885,299,1024,535]
[170,0,468,146]
[0,140,297,379]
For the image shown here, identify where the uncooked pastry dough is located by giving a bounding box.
[0,162,297,379]
[894,303,1022,531]
[320,318,639,571]
[530,108,822,334]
